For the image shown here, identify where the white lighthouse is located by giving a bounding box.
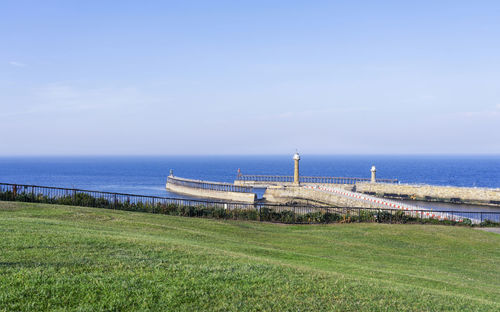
[370,165,376,183]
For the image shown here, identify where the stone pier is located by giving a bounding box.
[355,182,500,206]
[166,176,256,203]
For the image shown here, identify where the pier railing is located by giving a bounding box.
[167,176,254,193]
[236,175,398,184]
[0,182,498,225]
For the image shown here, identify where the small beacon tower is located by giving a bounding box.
[370,166,376,183]
[293,152,300,185]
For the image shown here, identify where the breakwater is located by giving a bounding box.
[263,185,485,224]
[355,182,500,206]
[166,175,256,203]
[263,185,367,207]
[171,174,500,208]
[237,175,500,207]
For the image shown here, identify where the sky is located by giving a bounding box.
[1,0,499,155]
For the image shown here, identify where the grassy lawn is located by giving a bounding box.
[1,201,499,311]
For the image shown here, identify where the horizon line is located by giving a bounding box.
[1,153,499,157]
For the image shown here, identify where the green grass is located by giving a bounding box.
[1,201,500,311]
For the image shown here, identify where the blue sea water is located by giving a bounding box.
[0,155,498,198]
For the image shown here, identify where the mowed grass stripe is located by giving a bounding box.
[1,202,499,311]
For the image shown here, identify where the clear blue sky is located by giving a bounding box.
[1,0,499,155]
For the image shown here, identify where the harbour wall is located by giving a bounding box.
[263,186,375,208]
[168,175,500,207]
[166,176,256,203]
[355,183,500,206]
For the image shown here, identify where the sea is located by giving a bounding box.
[1,155,499,211]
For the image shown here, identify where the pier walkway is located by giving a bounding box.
[235,174,397,187]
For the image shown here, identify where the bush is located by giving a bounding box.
[323,212,342,223]
[358,210,375,222]
[279,210,296,224]
[393,210,409,223]
[259,207,271,221]
[462,218,473,226]
[213,208,227,219]
[232,209,258,221]
[480,219,500,227]
[375,210,393,223]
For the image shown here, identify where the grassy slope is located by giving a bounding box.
[1,202,499,311]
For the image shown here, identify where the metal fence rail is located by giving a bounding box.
[167,176,254,193]
[0,182,252,209]
[0,182,499,225]
[236,174,398,184]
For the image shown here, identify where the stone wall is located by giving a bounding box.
[166,181,256,203]
[355,183,500,206]
[263,186,376,208]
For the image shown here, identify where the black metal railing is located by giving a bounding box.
[236,175,398,184]
[167,176,254,193]
[0,182,498,225]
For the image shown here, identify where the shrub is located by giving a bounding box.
[462,218,473,226]
[259,207,271,221]
[279,210,296,224]
[213,208,227,219]
[323,212,342,223]
[375,210,393,223]
[393,210,409,224]
[480,219,500,227]
[358,210,375,222]
[234,209,258,221]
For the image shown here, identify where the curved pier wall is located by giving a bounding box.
[263,186,374,208]
[166,177,256,203]
[355,183,500,206]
